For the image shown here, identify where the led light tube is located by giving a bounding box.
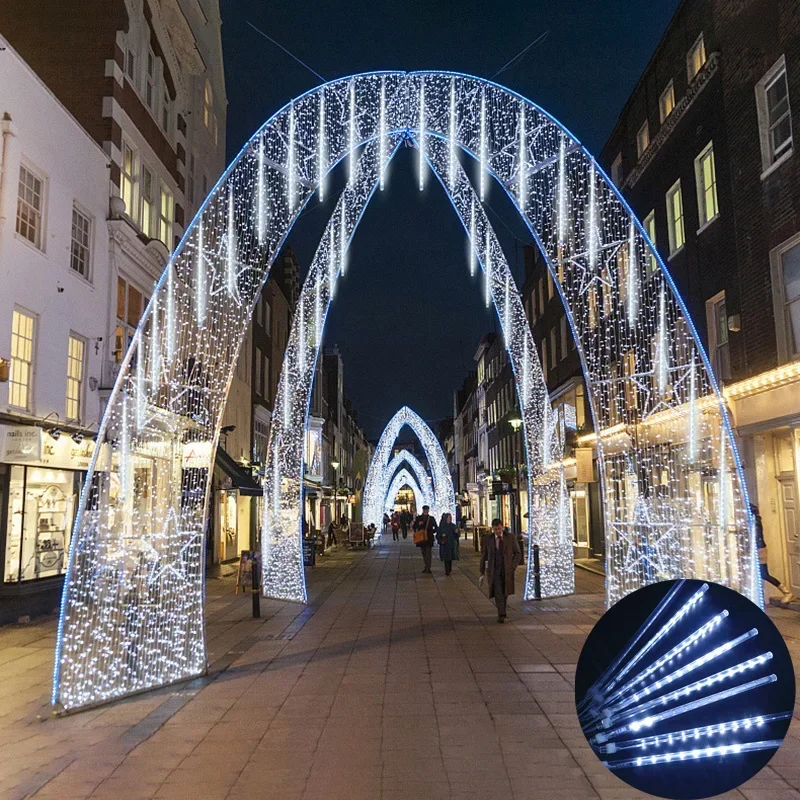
[601,653,773,731]
[592,674,777,744]
[578,580,686,713]
[603,739,783,770]
[595,711,792,754]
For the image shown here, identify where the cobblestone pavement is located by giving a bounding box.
[1,536,800,799]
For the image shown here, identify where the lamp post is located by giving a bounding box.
[508,416,523,539]
[331,459,340,526]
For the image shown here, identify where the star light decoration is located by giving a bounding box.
[53,71,755,713]
[578,580,792,773]
[363,407,456,530]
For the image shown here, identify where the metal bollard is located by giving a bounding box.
[251,559,261,618]
[533,544,542,601]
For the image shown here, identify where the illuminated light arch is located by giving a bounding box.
[384,469,426,515]
[363,407,456,528]
[381,449,434,511]
[53,71,756,712]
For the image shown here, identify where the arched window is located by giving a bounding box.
[203,80,213,128]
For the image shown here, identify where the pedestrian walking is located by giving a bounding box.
[753,503,796,606]
[391,511,400,541]
[340,516,350,546]
[436,512,459,576]
[400,509,411,540]
[327,519,337,548]
[383,513,391,536]
[479,518,522,623]
[413,504,438,573]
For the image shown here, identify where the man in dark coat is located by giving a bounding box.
[479,518,522,623]
[414,505,438,574]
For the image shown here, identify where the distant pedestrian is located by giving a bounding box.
[383,513,391,536]
[479,518,522,623]
[327,519,337,548]
[414,505,438,574]
[340,516,350,545]
[753,503,796,606]
[400,509,411,539]
[436,512,459,576]
[391,511,400,541]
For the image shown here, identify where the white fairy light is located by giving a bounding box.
[418,76,425,191]
[484,227,491,308]
[518,101,526,213]
[605,739,784,770]
[469,197,476,277]
[627,220,638,325]
[288,101,296,211]
[298,300,305,375]
[448,76,456,191]
[135,338,145,432]
[379,76,386,191]
[382,449,434,507]
[165,264,175,364]
[256,137,267,242]
[384,468,428,515]
[657,286,669,395]
[54,72,754,714]
[587,160,598,271]
[689,355,698,463]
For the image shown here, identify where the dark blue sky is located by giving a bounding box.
[219,0,681,438]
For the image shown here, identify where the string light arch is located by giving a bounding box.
[52,71,756,712]
[379,449,435,513]
[384,469,426,517]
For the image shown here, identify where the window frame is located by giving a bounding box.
[665,179,685,257]
[659,81,676,124]
[16,162,46,252]
[643,210,658,275]
[687,33,707,83]
[694,141,720,230]
[636,120,650,159]
[66,333,86,423]
[610,153,623,186]
[140,164,155,239]
[158,184,174,249]
[770,231,800,363]
[120,140,139,224]
[755,55,793,176]
[145,47,156,111]
[69,203,93,281]
[705,291,731,381]
[9,308,36,411]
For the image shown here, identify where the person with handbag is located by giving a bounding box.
[479,518,522,623]
[391,511,400,542]
[436,513,459,576]
[413,505,438,573]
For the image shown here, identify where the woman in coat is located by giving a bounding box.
[436,513,459,576]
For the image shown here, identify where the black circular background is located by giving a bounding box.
[575,580,795,799]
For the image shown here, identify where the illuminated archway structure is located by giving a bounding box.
[385,469,426,516]
[380,448,434,512]
[53,71,756,712]
[363,407,455,527]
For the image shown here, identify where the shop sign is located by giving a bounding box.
[575,447,595,483]
[182,440,213,469]
[1,425,41,462]
[40,434,97,470]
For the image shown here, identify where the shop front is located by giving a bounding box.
[0,424,103,623]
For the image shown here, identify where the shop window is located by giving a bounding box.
[687,33,707,82]
[666,179,685,255]
[756,56,793,172]
[695,142,719,228]
[9,309,35,411]
[636,120,649,159]
[4,465,79,583]
[115,277,147,364]
[70,204,92,279]
[16,164,44,249]
[66,334,85,422]
[706,291,731,381]
[659,81,675,124]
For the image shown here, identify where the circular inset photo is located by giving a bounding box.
[575,579,795,799]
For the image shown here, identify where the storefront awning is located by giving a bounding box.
[215,446,262,496]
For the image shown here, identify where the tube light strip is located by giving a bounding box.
[604,739,784,770]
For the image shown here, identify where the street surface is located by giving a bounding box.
[1,536,799,799]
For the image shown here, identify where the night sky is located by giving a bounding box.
[219,0,681,439]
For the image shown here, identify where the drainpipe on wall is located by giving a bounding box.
[0,113,17,248]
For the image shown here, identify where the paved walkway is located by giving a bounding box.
[1,536,799,799]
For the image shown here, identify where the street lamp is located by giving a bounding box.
[330,459,340,525]
[508,417,523,539]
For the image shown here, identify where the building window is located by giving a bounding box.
[145,48,156,110]
[756,56,793,171]
[125,48,136,83]
[159,185,173,249]
[547,271,554,301]
[115,277,147,363]
[204,80,218,144]
[695,141,719,228]
[265,299,272,332]
[67,205,92,278]
[9,309,35,410]
[636,121,649,159]
[610,153,623,186]
[549,328,557,368]
[188,151,196,206]
[541,340,548,380]
[16,164,44,249]
[538,276,545,313]
[666,180,685,255]
[120,142,138,222]
[560,316,568,359]
[141,166,155,238]
[643,210,657,274]
[706,291,730,380]
[687,33,707,82]
[659,81,675,123]
[254,347,263,396]
[66,334,85,422]
[162,88,171,132]
[771,238,800,361]
[264,353,271,401]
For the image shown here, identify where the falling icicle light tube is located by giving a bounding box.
[518,102,526,212]
[448,77,456,191]
[479,87,487,201]
[288,102,296,212]
[418,77,425,191]
[318,92,326,202]
[379,77,386,191]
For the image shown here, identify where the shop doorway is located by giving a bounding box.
[778,476,800,593]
